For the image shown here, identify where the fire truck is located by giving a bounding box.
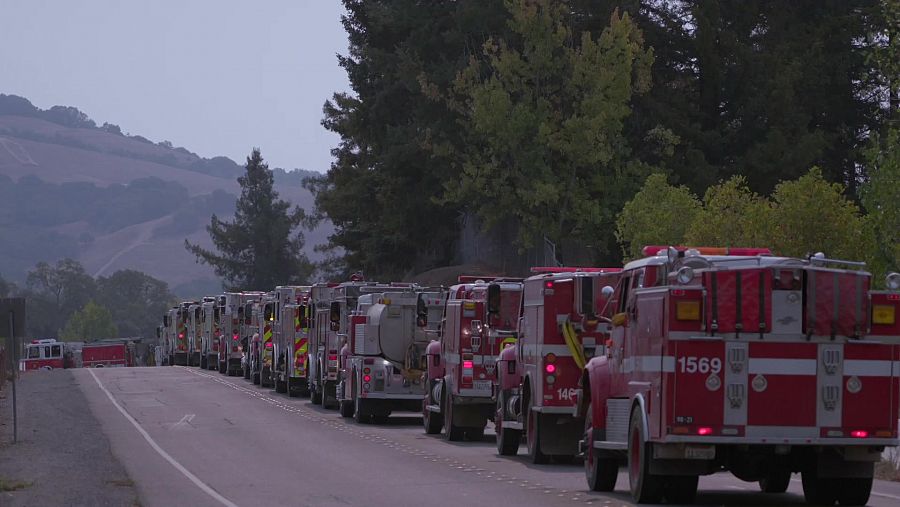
[579,246,899,505]
[241,295,262,380]
[23,339,65,370]
[337,286,446,422]
[82,341,129,367]
[188,301,204,367]
[423,277,522,440]
[218,292,247,376]
[172,302,194,366]
[310,279,369,409]
[273,286,312,396]
[200,296,222,370]
[249,292,278,387]
[494,267,622,462]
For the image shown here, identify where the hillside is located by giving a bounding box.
[0,94,329,296]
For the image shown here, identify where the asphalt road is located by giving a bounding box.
[77,366,900,507]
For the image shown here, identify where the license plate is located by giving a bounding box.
[474,380,491,391]
[684,445,715,460]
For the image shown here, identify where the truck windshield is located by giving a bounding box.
[28,347,39,359]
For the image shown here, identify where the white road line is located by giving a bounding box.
[87,368,239,507]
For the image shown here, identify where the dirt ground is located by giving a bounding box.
[0,369,139,506]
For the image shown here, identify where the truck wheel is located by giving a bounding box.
[243,365,251,379]
[200,356,207,369]
[340,399,354,418]
[252,372,260,385]
[801,467,837,506]
[835,477,872,506]
[354,396,369,424]
[443,396,464,441]
[663,475,698,504]
[495,395,520,456]
[759,469,791,493]
[584,402,617,492]
[311,386,322,404]
[275,379,287,394]
[424,396,443,435]
[218,361,226,374]
[465,426,485,441]
[628,406,663,503]
[526,403,549,464]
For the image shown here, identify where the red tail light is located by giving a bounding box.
[463,360,474,369]
[265,342,273,349]
[328,354,338,361]
[233,333,239,341]
[697,427,713,436]
[545,363,556,374]
[363,374,371,382]
[850,430,868,438]
[178,333,184,338]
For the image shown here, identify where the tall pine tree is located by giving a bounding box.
[186,148,314,290]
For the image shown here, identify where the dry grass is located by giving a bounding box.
[876,447,900,481]
[0,479,33,492]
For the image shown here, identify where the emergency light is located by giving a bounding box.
[642,245,772,257]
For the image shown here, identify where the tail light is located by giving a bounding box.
[544,353,557,385]
[232,333,239,341]
[850,430,868,438]
[265,342,273,349]
[461,353,474,387]
[363,374,371,382]
[872,304,895,325]
[697,427,713,436]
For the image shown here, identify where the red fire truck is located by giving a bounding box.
[579,246,899,505]
[172,302,194,366]
[271,286,309,394]
[494,267,621,462]
[218,292,252,376]
[423,277,522,440]
[200,296,222,370]
[82,341,129,368]
[311,279,368,409]
[23,339,65,370]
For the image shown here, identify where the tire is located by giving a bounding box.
[526,400,549,464]
[835,477,872,506]
[495,394,520,456]
[275,379,287,394]
[252,372,260,385]
[218,361,226,374]
[466,426,485,441]
[340,399,354,418]
[200,356,207,369]
[628,406,663,504]
[584,402,618,492]
[424,394,443,435]
[759,469,791,493]
[442,394,464,441]
[243,364,251,379]
[801,467,837,506]
[354,396,369,424]
[664,475,698,504]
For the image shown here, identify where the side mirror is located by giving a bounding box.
[580,278,594,317]
[487,283,501,314]
[598,285,615,313]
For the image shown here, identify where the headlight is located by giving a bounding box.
[886,272,900,291]
[676,266,694,284]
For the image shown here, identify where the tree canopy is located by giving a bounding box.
[60,301,118,343]
[187,148,314,290]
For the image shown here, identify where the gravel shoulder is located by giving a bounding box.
[0,369,139,507]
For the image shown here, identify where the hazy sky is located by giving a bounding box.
[0,1,350,173]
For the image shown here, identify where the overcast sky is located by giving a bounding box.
[0,1,350,173]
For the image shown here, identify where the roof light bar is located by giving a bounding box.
[641,245,772,258]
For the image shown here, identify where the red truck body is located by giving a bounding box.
[581,247,899,505]
[82,342,128,368]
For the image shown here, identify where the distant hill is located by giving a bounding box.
[0,94,329,297]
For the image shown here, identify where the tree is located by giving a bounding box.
[96,270,175,338]
[862,128,900,283]
[768,168,873,260]
[615,173,701,260]
[60,301,118,342]
[684,176,772,247]
[445,1,654,262]
[25,259,96,337]
[311,0,510,278]
[186,148,314,290]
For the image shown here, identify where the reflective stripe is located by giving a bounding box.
[749,358,816,375]
[844,360,893,377]
[623,356,675,373]
[520,344,576,357]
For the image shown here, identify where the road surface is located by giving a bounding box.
[77,366,900,507]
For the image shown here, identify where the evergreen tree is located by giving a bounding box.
[186,148,314,290]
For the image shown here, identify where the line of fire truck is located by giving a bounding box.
[157,247,900,506]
